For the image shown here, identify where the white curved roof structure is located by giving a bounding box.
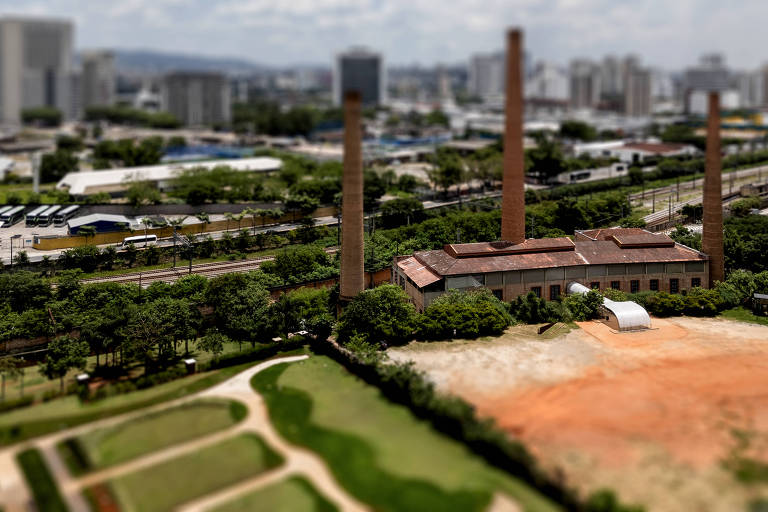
[567,282,591,295]
[602,298,651,331]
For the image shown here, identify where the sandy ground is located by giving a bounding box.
[389,318,768,512]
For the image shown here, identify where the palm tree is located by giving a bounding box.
[224,212,234,232]
[79,225,97,245]
[168,217,188,268]
[258,208,270,229]
[234,211,246,231]
[196,212,210,235]
[141,217,153,247]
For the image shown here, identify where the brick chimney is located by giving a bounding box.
[702,91,724,285]
[339,91,365,301]
[501,28,526,244]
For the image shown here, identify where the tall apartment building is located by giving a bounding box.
[161,71,231,126]
[684,54,730,113]
[81,50,115,109]
[525,61,568,101]
[333,48,384,107]
[0,16,73,125]
[624,67,651,116]
[569,59,601,109]
[468,52,505,100]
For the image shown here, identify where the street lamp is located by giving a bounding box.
[9,234,21,270]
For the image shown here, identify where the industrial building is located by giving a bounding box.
[56,156,282,196]
[391,28,724,326]
[67,213,137,235]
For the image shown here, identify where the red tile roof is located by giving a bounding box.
[575,227,650,241]
[415,248,588,276]
[611,233,675,248]
[574,241,706,265]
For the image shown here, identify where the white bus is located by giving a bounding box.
[25,205,48,226]
[0,206,12,217]
[53,205,80,226]
[122,234,157,247]
[0,206,25,227]
[36,205,62,226]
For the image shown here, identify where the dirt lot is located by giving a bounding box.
[389,318,768,512]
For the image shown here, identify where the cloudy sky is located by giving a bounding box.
[1,0,766,69]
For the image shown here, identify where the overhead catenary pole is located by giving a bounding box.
[500,28,526,244]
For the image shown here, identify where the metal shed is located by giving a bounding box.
[601,298,652,331]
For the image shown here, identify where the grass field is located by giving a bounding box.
[0,362,254,446]
[251,356,560,512]
[57,399,246,475]
[210,476,338,512]
[721,307,768,326]
[110,433,283,512]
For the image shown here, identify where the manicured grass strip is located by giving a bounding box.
[210,476,338,512]
[58,399,247,475]
[82,483,119,512]
[16,448,68,512]
[110,433,283,512]
[721,307,768,327]
[0,350,302,447]
[252,357,560,512]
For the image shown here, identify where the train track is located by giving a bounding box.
[82,248,339,287]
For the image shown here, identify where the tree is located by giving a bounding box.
[56,135,84,152]
[205,274,272,344]
[40,150,79,183]
[13,250,29,267]
[0,357,22,401]
[196,212,210,234]
[78,225,98,246]
[198,329,229,358]
[380,197,425,228]
[428,149,465,199]
[125,179,161,207]
[337,284,418,346]
[285,195,320,221]
[168,217,188,268]
[559,120,597,141]
[21,106,62,127]
[526,137,567,183]
[419,289,512,340]
[39,335,89,392]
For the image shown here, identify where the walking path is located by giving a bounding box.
[0,355,369,512]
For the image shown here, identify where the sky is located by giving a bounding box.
[1,0,767,70]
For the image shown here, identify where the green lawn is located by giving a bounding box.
[251,356,560,512]
[110,433,283,512]
[57,399,246,474]
[0,362,254,446]
[210,476,338,512]
[721,307,768,327]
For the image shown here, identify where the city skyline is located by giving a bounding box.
[2,0,768,71]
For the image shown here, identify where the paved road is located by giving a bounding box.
[0,355,368,512]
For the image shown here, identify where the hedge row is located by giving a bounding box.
[310,339,643,512]
[16,448,68,512]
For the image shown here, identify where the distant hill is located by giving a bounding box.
[110,49,270,76]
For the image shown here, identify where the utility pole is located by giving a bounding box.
[668,196,672,222]
[676,175,680,202]
[652,189,656,213]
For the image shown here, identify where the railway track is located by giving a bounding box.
[82,248,339,287]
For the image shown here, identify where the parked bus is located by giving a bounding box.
[0,206,12,217]
[53,205,80,226]
[25,205,48,227]
[0,206,25,227]
[121,234,157,247]
[36,205,62,227]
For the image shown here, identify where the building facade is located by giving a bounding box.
[81,50,115,110]
[468,52,505,101]
[0,16,74,125]
[333,48,384,107]
[624,68,651,117]
[161,71,231,126]
[393,228,709,312]
[569,59,601,109]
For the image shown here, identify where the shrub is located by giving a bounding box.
[683,287,721,316]
[508,292,565,324]
[562,290,604,321]
[419,289,512,340]
[16,448,67,512]
[337,284,418,346]
[644,291,685,317]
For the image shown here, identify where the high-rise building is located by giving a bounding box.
[333,48,384,107]
[624,67,651,116]
[569,59,601,109]
[525,61,568,101]
[81,50,115,110]
[161,71,231,126]
[684,54,730,112]
[0,16,74,125]
[600,55,623,97]
[468,52,505,100]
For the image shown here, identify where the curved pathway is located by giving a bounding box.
[0,356,369,512]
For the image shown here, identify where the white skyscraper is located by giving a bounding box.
[525,61,568,101]
[468,52,505,100]
[0,16,74,125]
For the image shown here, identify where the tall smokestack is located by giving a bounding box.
[339,91,365,301]
[501,28,526,244]
[702,91,724,285]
